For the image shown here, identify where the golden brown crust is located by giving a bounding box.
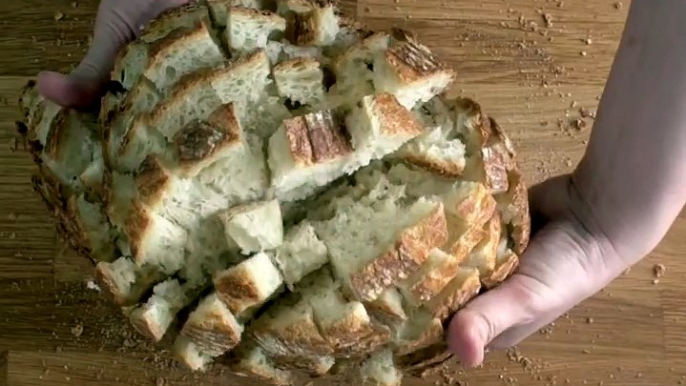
[469,212,502,275]
[396,343,451,373]
[148,50,267,131]
[272,355,334,377]
[448,220,487,261]
[94,262,129,306]
[281,110,352,168]
[214,268,262,315]
[448,183,497,227]
[396,202,449,264]
[135,156,172,207]
[251,298,334,359]
[481,144,510,195]
[395,317,444,357]
[328,321,391,358]
[373,93,424,137]
[124,202,152,263]
[173,103,243,176]
[303,110,352,162]
[94,260,163,307]
[317,297,392,357]
[43,110,68,160]
[130,307,167,342]
[282,115,315,166]
[385,39,454,84]
[147,15,214,62]
[30,164,102,264]
[482,251,519,289]
[364,289,408,325]
[350,203,448,301]
[425,268,481,320]
[402,249,466,305]
[273,57,320,73]
[505,168,531,255]
[286,11,316,46]
[231,345,296,386]
[402,154,464,179]
[181,309,243,355]
[143,2,209,43]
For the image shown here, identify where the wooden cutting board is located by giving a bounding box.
[2,0,685,385]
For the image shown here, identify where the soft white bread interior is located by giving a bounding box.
[358,349,403,386]
[365,287,408,326]
[393,309,444,356]
[301,269,391,357]
[372,30,456,110]
[285,3,340,46]
[225,8,287,54]
[129,278,190,341]
[344,93,424,171]
[95,257,165,306]
[66,195,115,262]
[219,200,284,255]
[314,182,449,302]
[208,0,266,27]
[273,220,330,288]
[332,32,390,104]
[273,58,327,108]
[398,125,467,178]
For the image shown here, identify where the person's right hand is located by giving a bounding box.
[37,0,190,109]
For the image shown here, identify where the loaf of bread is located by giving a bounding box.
[18,1,530,384]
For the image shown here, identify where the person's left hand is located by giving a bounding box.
[446,174,627,367]
[37,0,190,109]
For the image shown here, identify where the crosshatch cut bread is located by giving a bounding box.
[17,0,531,384]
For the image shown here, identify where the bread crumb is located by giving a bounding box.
[652,279,660,285]
[156,377,166,386]
[584,38,593,45]
[580,51,587,56]
[614,2,623,10]
[54,11,65,21]
[86,280,101,292]
[542,13,553,28]
[653,263,666,278]
[582,349,591,354]
[70,324,83,337]
[586,317,594,324]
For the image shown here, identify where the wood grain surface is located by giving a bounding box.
[2,0,686,385]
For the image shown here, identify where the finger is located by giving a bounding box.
[36,71,102,110]
[447,272,547,367]
[447,220,593,367]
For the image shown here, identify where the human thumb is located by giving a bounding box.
[446,269,549,367]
